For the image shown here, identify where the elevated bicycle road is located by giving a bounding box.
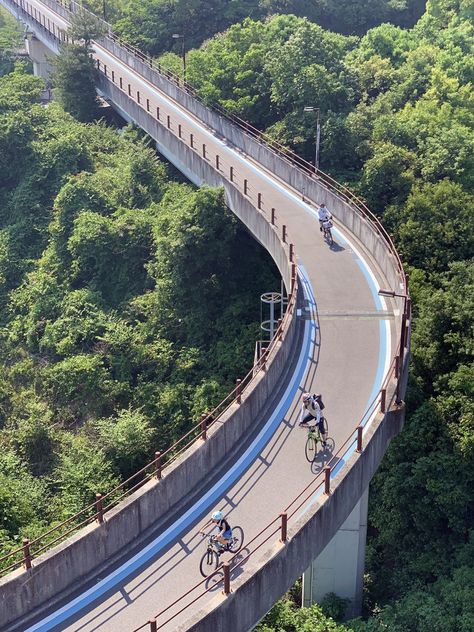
[0,1,408,630]
[35,228,393,632]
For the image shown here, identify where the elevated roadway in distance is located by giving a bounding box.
[0,1,411,631]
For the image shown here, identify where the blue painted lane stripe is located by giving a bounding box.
[28,275,315,632]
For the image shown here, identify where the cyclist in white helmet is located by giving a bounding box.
[299,392,327,447]
[200,510,232,546]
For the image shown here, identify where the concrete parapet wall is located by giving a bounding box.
[180,400,406,632]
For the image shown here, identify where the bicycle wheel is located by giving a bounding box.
[305,434,317,462]
[227,526,244,553]
[199,547,220,577]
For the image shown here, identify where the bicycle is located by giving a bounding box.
[199,526,244,577]
[304,417,329,462]
[322,220,333,246]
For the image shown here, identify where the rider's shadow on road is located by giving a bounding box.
[330,241,345,253]
[310,437,335,475]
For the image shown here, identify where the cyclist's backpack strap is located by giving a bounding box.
[312,393,325,410]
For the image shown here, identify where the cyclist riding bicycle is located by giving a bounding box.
[317,204,331,232]
[299,392,328,447]
[201,511,232,547]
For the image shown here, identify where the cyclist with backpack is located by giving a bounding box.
[299,392,328,447]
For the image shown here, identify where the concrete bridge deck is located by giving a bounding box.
[0,1,409,630]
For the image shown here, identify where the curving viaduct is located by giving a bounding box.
[0,1,411,631]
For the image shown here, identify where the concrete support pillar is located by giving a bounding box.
[25,35,54,80]
[302,487,369,619]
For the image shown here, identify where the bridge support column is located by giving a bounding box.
[25,34,54,80]
[302,487,368,619]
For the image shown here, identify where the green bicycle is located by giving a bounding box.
[305,417,329,462]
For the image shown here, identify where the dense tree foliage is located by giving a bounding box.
[52,10,105,122]
[0,67,279,563]
[110,0,426,58]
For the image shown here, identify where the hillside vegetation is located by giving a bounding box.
[0,66,278,562]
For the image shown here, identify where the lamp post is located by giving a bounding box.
[172,33,186,83]
[303,106,320,172]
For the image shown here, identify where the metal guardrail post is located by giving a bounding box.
[356,426,363,453]
[282,224,287,243]
[202,143,207,158]
[257,192,262,209]
[230,165,234,181]
[289,243,294,262]
[271,208,275,225]
[178,123,182,138]
[200,413,207,440]
[380,388,386,413]
[149,619,157,632]
[395,355,401,403]
[280,512,287,542]
[156,105,160,120]
[236,378,242,403]
[223,562,231,595]
[216,154,220,170]
[22,538,32,570]
[167,115,171,129]
[155,451,162,480]
[190,133,194,147]
[95,493,104,524]
[324,466,331,495]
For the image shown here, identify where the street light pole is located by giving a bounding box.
[304,106,320,172]
[172,33,186,83]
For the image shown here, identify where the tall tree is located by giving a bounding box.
[52,10,105,122]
